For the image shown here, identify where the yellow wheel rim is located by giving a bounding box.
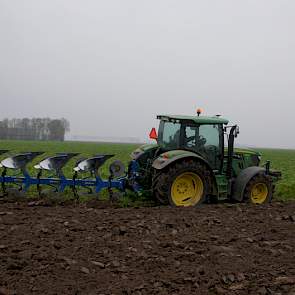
[250,183,268,204]
[171,172,204,206]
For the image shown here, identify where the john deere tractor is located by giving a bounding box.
[128,112,281,206]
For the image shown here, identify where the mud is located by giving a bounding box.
[0,201,294,295]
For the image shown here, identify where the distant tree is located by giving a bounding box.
[0,118,70,141]
[48,119,69,141]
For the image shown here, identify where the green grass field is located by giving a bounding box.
[0,140,294,201]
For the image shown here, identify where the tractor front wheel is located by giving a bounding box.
[243,173,273,204]
[153,160,212,207]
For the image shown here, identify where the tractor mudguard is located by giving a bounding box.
[231,166,267,202]
[152,150,210,170]
[131,144,158,160]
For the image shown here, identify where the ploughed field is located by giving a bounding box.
[0,141,295,294]
[0,201,294,294]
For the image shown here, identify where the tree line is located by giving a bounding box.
[0,118,70,141]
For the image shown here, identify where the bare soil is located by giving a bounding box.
[0,200,294,295]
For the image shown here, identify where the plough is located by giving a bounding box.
[0,150,135,199]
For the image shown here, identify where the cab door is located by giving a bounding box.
[182,124,223,171]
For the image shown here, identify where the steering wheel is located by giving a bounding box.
[196,136,206,146]
[186,135,207,148]
[186,136,196,147]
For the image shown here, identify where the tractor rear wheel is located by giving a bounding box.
[243,173,273,204]
[153,159,212,207]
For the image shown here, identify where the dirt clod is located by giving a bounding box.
[90,261,105,268]
[80,266,90,274]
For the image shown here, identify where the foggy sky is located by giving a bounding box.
[0,0,294,148]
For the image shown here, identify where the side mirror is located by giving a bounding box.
[149,128,158,140]
[234,126,240,138]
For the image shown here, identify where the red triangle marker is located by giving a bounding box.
[149,128,158,140]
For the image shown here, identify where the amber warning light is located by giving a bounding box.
[149,128,158,140]
[197,108,203,116]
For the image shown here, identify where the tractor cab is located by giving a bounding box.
[156,115,229,171]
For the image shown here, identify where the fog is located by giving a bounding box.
[0,0,294,148]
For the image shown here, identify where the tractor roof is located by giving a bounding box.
[157,115,229,125]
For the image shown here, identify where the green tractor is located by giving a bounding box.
[128,112,281,206]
